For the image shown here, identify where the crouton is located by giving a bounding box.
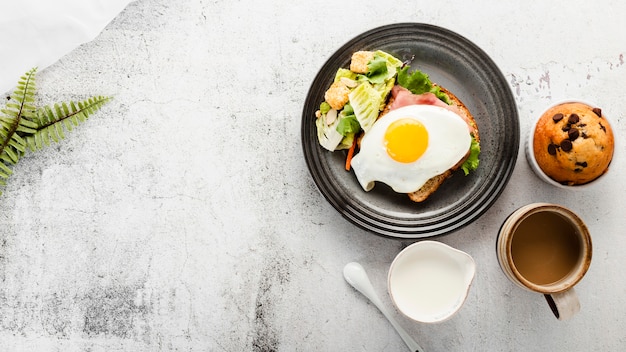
[349,51,374,74]
[324,81,350,110]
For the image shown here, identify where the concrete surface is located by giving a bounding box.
[0,0,625,351]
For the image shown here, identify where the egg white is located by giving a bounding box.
[350,104,471,193]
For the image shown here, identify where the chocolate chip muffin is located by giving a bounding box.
[532,102,614,185]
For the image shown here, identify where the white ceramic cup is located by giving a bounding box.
[388,240,475,323]
[496,203,592,320]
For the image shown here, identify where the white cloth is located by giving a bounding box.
[0,0,134,94]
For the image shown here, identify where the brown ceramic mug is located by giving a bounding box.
[496,203,592,320]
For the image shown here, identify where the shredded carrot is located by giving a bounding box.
[345,138,357,171]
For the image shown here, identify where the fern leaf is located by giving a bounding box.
[0,67,37,189]
[0,154,12,164]
[19,118,38,129]
[63,118,73,132]
[3,68,37,120]
[7,139,25,153]
[41,127,50,146]
[55,123,64,141]
[4,148,18,164]
[27,95,111,150]
[54,103,63,120]
[0,67,112,194]
[25,133,46,152]
[5,103,22,111]
[16,124,37,134]
[0,162,12,177]
[25,136,35,152]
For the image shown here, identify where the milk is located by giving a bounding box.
[388,241,475,323]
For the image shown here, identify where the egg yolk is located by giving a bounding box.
[384,118,429,163]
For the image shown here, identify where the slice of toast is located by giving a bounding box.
[355,85,479,202]
[383,85,479,203]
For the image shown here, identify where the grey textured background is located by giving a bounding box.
[1,0,625,351]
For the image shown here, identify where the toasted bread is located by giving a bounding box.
[380,85,479,203]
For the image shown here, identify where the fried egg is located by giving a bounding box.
[350,104,471,193]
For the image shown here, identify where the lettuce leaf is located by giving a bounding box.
[378,79,395,110]
[316,114,343,151]
[334,68,357,82]
[337,132,355,150]
[461,136,480,175]
[348,82,384,133]
[365,50,403,84]
[397,66,450,104]
[374,50,404,68]
[336,104,360,136]
[365,55,389,84]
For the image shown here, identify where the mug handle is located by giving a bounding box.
[544,288,580,320]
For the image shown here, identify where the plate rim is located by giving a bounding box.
[301,22,519,239]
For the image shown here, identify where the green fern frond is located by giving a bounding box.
[3,68,38,120]
[0,68,38,188]
[0,67,111,196]
[25,95,112,151]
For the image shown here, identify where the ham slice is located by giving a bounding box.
[387,86,473,129]
[389,85,451,110]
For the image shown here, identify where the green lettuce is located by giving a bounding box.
[316,114,343,151]
[365,55,389,84]
[334,68,357,82]
[374,50,404,68]
[348,82,384,132]
[316,104,360,151]
[365,50,403,84]
[336,104,360,136]
[461,136,480,175]
[397,66,450,104]
[379,79,395,110]
[337,132,355,150]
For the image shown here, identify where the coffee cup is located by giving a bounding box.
[496,203,592,320]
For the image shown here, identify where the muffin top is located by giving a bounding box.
[532,102,614,185]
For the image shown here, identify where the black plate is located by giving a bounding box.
[301,23,519,239]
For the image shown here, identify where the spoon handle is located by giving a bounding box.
[343,262,424,352]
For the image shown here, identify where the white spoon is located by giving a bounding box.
[343,262,424,352]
